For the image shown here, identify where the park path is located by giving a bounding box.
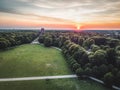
[0,75,77,82]
[31,37,39,44]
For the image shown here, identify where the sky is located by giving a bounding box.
[0,0,120,30]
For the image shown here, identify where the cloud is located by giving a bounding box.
[0,0,120,23]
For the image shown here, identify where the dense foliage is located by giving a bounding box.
[38,31,120,88]
[0,31,38,49]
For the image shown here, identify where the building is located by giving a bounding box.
[39,28,45,35]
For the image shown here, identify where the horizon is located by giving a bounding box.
[0,27,120,31]
[0,0,120,30]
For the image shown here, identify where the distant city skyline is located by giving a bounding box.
[0,0,120,30]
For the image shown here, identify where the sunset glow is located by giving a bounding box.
[76,24,81,30]
[0,0,120,30]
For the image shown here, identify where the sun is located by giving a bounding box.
[77,25,80,30]
[76,24,81,30]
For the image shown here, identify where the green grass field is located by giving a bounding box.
[0,44,71,78]
[0,44,112,90]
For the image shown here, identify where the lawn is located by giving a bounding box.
[0,44,71,78]
[0,44,112,90]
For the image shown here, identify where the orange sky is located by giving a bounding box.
[0,13,77,29]
[0,13,120,30]
[80,22,120,30]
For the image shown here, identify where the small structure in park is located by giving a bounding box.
[41,28,45,34]
[39,28,45,35]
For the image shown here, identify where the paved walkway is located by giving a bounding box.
[0,75,77,82]
[51,46,62,51]
[31,37,39,44]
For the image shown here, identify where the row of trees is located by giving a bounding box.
[38,31,120,88]
[0,32,38,49]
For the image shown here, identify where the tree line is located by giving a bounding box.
[0,31,38,49]
[38,31,120,88]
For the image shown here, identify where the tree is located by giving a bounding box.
[103,72,114,87]
[93,50,107,66]
[59,36,68,47]
[64,40,71,46]
[111,68,118,75]
[108,64,114,72]
[99,64,108,77]
[83,38,95,49]
[80,52,89,66]
[92,36,107,45]
[116,59,120,69]
[108,39,120,48]
[115,45,120,51]
[38,35,44,43]
[106,48,116,65]
[88,54,94,65]
[7,37,16,46]
[84,63,92,69]
[0,38,10,49]
[116,71,120,86]
[73,48,85,63]
[75,67,85,76]
[91,66,100,78]
[84,67,92,76]
[72,63,81,71]
[78,37,84,46]
[53,38,59,47]
[91,44,100,52]
[44,37,52,47]
[69,44,80,55]
[100,45,110,50]
[70,59,77,67]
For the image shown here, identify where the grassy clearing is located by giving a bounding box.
[0,44,111,90]
[0,44,71,78]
